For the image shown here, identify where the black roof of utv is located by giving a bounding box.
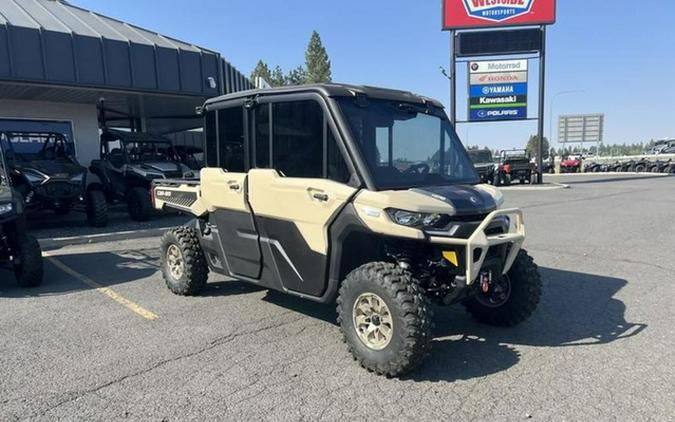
[202,83,444,110]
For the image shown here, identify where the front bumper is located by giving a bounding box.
[426,208,525,285]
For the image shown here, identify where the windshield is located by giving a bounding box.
[338,98,478,189]
[5,132,74,163]
[125,141,174,163]
[503,150,528,159]
[468,150,493,163]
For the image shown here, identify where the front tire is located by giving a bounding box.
[127,187,152,222]
[14,234,43,287]
[337,262,432,377]
[86,189,108,227]
[463,250,541,327]
[160,227,209,296]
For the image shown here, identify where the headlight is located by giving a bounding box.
[70,173,85,183]
[0,202,13,214]
[24,169,47,184]
[386,209,447,229]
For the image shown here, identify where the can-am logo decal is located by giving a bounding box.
[462,0,535,22]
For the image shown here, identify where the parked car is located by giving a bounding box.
[467,149,495,183]
[0,131,107,226]
[495,149,535,185]
[151,84,541,377]
[0,140,43,287]
[560,155,582,173]
[90,130,196,221]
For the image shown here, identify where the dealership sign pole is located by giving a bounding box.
[442,0,556,184]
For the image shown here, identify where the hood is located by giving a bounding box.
[412,185,498,216]
[20,160,85,178]
[137,162,181,173]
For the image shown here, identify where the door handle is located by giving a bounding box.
[228,183,240,191]
[312,192,329,202]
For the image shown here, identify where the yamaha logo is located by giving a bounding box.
[462,0,535,22]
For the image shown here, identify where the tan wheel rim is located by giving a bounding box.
[352,293,394,350]
[166,244,184,279]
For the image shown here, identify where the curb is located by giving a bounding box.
[39,227,171,250]
[499,182,570,191]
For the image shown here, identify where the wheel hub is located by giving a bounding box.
[353,293,393,350]
[166,244,185,279]
[475,273,512,308]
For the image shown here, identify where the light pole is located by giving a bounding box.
[549,90,585,148]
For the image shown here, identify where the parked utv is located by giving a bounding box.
[494,149,535,185]
[467,149,495,184]
[0,137,43,287]
[152,84,542,377]
[90,130,196,221]
[172,145,204,171]
[560,155,582,173]
[0,131,107,227]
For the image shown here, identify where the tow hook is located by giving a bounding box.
[480,270,492,293]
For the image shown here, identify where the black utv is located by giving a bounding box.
[0,138,43,287]
[0,131,107,227]
[467,149,495,184]
[90,130,196,221]
[494,149,535,186]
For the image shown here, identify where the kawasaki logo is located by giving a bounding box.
[462,0,534,22]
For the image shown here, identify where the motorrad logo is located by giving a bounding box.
[462,0,535,22]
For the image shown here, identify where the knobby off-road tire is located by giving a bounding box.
[160,227,209,296]
[337,262,432,377]
[86,189,108,227]
[14,234,43,287]
[463,250,541,327]
[127,187,153,222]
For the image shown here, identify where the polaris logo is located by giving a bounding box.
[462,0,534,22]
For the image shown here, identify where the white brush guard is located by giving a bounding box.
[428,208,525,285]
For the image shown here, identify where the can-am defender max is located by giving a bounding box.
[0,136,43,287]
[153,84,542,376]
[1,132,108,227]
[90,130,196,221]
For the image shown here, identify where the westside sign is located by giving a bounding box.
[443,0,556,30]
[468,59,528,122]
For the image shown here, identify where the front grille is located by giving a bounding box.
[40,182,76,198]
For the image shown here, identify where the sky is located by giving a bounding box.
[73,0,674,150]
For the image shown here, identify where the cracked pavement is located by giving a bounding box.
[1,174,674,421]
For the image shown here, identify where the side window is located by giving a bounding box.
[327,129,350,183]
[218,106,245,172]
[106,138,124,168]
[254,104,270,168]
[272,101,323,178]
[204,111,218,167]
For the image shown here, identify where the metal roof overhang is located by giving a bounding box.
[0,0,253,134]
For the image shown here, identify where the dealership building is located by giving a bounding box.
[0,0,253,164]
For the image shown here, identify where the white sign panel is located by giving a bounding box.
[469,59,528,74]
[470,71,528,85]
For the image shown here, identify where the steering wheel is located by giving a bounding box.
[404,163,430,175]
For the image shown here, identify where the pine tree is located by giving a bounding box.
[285,66,308,86]
[270,65,286,87]
[250,60,271,86]
[305,31,332,84]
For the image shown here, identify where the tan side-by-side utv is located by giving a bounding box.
[152,84,542,377]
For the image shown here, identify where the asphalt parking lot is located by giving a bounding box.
[1,174,674,421]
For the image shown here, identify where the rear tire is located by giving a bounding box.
[463,250,541,327]
[14,234,43,287]
[127,187,152,222]
[337,262,432,377]
[160,227,209,296]
[86,189,108,227]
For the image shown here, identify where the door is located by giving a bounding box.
[203,106,262,279]
[247,99,356,296]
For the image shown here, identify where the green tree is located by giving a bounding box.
[305,31,332,83]
[269,65,286,87]
[250,60,271,85]
[286,65,308,86]
[526,135,550,158]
